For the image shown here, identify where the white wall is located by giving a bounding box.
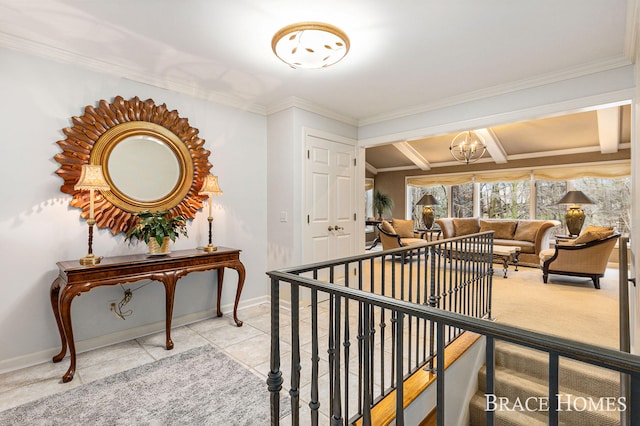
[0,48,268,371]
[266,106,357,271]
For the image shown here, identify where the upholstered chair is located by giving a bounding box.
[539,226,620,289]
[376,219,426,250]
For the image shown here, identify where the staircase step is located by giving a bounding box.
[468,392,548,426]
[493,341,620,399]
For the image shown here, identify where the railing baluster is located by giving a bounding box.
[331,294,343,426]
[436,321,445,426]
[310,287,319,426]
[485,335,495,426]
[362,301,372,424]
[290,283,300,425]
[396,310,405,426]
[268,277,283,426]
[343,264,351,420]
[549,352,559,426]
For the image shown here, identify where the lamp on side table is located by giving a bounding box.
[199,174,223,252]
[74,164,110,265]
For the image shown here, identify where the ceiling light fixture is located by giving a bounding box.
[272,22,350,69]
[449,130,487,164]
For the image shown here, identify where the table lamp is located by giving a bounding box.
[557,190,594,236]
[75,164,110,265]
[416,194,439,229]
[199,174,223,252]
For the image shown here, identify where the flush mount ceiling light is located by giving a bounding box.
[272,22,350,69]
[449,130,487,164]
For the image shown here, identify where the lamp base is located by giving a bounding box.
[202,244,218,253]
[422,206,435,230]
[79,253,103,265]
[565,206,585,236]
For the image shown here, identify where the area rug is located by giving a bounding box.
[0,345,287,426]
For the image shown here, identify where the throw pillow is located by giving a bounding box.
[574,225,614,244]
[392,219,415,238]
[479,220,517,240]
[581,225,614,239]
[380,220,396,235]
[453,218,480,236]
[513,221,541,242]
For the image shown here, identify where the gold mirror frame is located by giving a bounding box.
[55,96,212,235]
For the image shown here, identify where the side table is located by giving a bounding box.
[50,247,245,382]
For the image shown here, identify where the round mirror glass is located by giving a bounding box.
[107,135,180,201]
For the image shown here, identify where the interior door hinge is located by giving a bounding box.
[307,150,310,159]
[353,158,356,166]
[307,214,310,224]
[353,213,356,221]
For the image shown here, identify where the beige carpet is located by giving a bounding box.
[489,265,621,349]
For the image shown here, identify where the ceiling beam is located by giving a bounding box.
[392,141,431,170]
[475,128,508,163]
[597,106,621,154]
[365,162,379,175]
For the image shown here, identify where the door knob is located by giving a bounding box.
[328,226,334,231]
[335,225,344,231]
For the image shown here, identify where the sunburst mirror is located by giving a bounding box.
[55,96,212,235]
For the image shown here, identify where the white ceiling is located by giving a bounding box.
[0,0,634,123]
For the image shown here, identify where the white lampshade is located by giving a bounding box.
[74,164,110,191]
[199,174,223,195]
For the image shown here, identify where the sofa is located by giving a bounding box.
[435,217,561,267]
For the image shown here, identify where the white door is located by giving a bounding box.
[305,134,357,267]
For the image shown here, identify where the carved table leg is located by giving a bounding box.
[216,268,224,318]
[58,286,80,382]
[160,271,179,350]
[229,261,246,327]
[502,256,509,278]
[50,277,67,363]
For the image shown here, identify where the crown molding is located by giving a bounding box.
[267,96,358,126]
[0,32,267,115]
[624,0,639,62]
[359,56,633,127]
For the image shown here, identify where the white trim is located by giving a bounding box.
[392,141,431,170]
[267,97,358,126]
[0,295,270,375]
[359,57,632,127]
[359,90,635,148]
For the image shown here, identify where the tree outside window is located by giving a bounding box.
[451,183,473,217]
[408,185,447,227]
[479,181,530,219]
[573,177,630,234]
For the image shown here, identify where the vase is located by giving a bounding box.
[147,237,171,255]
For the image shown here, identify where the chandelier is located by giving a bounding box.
[272,22,350,69]
[449,130,487,164]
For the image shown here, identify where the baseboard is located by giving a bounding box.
[0,295,270,375]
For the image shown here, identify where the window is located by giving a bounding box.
[535,181,567,221]
[573,177,630,234]
[451,183,473,217]
[479,181,530,219]
[407,185,447,227]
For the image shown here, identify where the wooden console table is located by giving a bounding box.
[49,247,245,383]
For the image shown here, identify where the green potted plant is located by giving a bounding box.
[125,210,188,254]
[373,190,394,220]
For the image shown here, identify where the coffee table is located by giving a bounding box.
[493,245,520,278]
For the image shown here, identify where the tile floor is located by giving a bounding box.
[0,302,322,423]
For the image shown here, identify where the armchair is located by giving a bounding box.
[539,232,620,289]
[376,219,426,250]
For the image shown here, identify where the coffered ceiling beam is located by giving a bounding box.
[392,141,431,170]
[597,106,621,154]
[475,128,508,163]
[365,162,379,175]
